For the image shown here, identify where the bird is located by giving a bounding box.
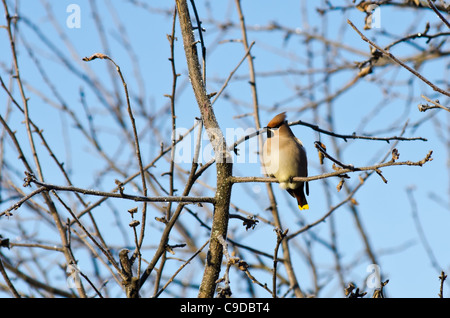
[262,112,309,210]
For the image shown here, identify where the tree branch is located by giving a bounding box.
[230,150,433,184]
[176,0,233,298]
[347,19,450,98]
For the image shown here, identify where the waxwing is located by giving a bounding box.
[262,112,309,210]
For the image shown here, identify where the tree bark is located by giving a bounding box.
[175,0,233,298]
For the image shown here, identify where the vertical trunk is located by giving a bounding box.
[175,0,233,298]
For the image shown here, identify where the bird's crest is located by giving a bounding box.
[266,112,286,128]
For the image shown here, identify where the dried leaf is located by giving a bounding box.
[128,207,138,215]
[317,142,327,164]
[238,260,249,271]
[337,179,345,192]
[332,163,341,171]
[359,176,365,184]
[391,148,400,161]
[82,53,109,62]
[129,220,140,228]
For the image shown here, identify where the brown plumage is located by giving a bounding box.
[262,112,309,210]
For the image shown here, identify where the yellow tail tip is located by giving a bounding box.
[298,204,309,211]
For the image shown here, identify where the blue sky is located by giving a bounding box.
[1,0,449,298]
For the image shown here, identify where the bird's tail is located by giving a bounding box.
[287,185,309,211]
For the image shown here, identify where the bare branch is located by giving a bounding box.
[347,19,450,98]
[426,0,450,29]
[230,149,433,184]
[419,94,450,112]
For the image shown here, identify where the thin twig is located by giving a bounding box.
[230,149,433,184]
[154,6,180,294]
[273,228,288,298]
[0,255,20,298]
[0,186,46,217]
[439,271,447,298]
[1,0,44,180]
[226,120,426,164]
[3,0,89,297]
[154,240,209,298]
[211,41,255,105]
[51,190,125,286]
[347,19,450,98]
[138,121,213,291]
[426,0,450,29]
[21,178,215,205]
[74,119,201,222]
[215,235,235,297]
[407,187,442,274]
[291,120,428,142]
[189,0,206,84]
[419,94,450,112]
[0,253,75,298]
[82,53,149,265]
